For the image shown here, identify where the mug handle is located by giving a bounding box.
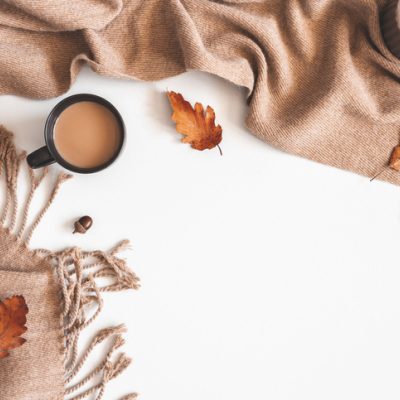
[27,146,55,169]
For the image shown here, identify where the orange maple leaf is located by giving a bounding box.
[167,91,223,154]
[0,295,28,359]
[388,145,400,171]
[371,145,400,181]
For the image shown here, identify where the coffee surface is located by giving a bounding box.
[54,101,121,169]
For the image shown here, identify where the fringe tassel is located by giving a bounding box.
[48,242,139,399]
[24,172,73,244]
[0,126,24,229]
[0,125,72,243]
[0,126,139,399]
[17,166,48,240]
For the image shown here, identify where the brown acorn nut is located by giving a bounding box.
[73,216,93,234]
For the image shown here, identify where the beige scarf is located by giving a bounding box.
[0,0,399,183]
[0,127,139,399]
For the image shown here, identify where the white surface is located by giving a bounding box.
[1,67,400,400]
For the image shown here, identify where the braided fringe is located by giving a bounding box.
[0,126,22,227]
[0,125,72,244]
[48,241,140,400]
[0,127,139,399]
[0,126,26,231]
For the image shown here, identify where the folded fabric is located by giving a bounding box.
[0,270,64,399]
[0,127,139,399]
[0,0,399,183]
[381,0,400,58]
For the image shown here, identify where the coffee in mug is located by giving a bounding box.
[27,94,125,174]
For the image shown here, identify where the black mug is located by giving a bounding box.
[27,94,125,174]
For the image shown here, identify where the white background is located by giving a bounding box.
[1,67,400,400]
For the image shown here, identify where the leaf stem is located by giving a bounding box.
[370,167,387,182]
[217,144,223,156]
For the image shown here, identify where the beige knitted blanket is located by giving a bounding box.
[0,0,399,183]
[0,128,139,399]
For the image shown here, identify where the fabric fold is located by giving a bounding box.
[0,0,123,32]
[0,0,399,184]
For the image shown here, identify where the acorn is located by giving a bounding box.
[73,216,93,234]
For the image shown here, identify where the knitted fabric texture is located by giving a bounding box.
[0,127,139,399]
[0,0,399,183]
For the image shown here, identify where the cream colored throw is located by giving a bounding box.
[0,0,399,183]
[0,127,139,399]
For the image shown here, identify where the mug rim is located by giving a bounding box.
[44,93,125,174]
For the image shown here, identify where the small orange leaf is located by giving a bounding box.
[0,295,28,359]
[167,91,223,154]
[389,145,400,171]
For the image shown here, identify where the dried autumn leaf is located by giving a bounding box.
[167,91,223,154]
[0,295,28,359]
[389,145,400,171]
